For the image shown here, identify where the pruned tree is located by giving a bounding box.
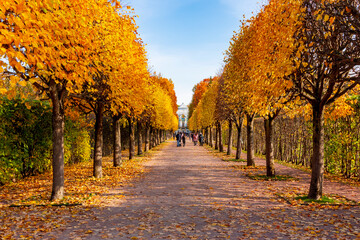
[1,0,118,200]
[293,0,360,199]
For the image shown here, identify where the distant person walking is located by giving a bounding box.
[182,132,186,147]
[199,132,204,146]
[176,132,181,147]
[193,132,198,146]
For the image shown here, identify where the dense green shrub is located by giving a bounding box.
[0,98,92,185]
[65,120,91,164]
[0,99,52,184]
[324,101,360,178]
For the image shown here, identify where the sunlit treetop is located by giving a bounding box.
[188,77,220,130]
[222,0,303,118]
[1,0,151,111]
[1,0,114,91]
[150,73,178,116]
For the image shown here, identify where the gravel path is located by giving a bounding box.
[46,141,359,239]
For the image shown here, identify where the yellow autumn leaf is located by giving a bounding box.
[18,81,27,87]
[329,16,335,25]
[25,102,32,110]
[0,88,7,94]
[316,14,322,21]
[324,14,330,22]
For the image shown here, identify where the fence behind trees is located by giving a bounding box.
[215,114,360,181]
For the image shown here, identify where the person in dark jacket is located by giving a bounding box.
[176,132,181,147]
[199,132,204,146]
[182,132,186,147]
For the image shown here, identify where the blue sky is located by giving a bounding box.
[126,0,265,105]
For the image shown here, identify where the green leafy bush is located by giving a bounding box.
[0,99,52,184]
[0,98,91,185]
[65,120,91,164]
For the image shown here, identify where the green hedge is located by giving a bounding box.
[0,98,91,185]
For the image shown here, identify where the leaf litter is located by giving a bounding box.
[0,141,359,239]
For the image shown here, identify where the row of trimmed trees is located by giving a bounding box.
[0,0,178,200]
[189,0,360,199]
[246,114,360,179]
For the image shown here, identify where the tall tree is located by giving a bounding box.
[223,19,258,164]
[292,0,360,199]
[247,0,302,176]
[188,78,211,119]
[1,0,115,200]
[67,5,149,176]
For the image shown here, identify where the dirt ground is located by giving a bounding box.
[3,141,360,239]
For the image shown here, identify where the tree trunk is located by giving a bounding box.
[50,84,65,201]
[137,120,143,155]
[157,129,161,145]
[308,104,325,200]
[264,117,275,177]
[302,134,307,166]
[149,126,153,150]
[154,129,157,146]
[215,124,218,150]
[279,128,283,162]
[155,129,158,145]
[227,119,233,155]
[129,117,135,160]
[209,127,213,147]
[153,129,157,146]
[113,115,122,167]
[218,122,224,152]
[93,101,104,178]
[205,127,208,144]
[236,117,244,160]
[144,124,149,152]
[246,114,255,166]
[158,129,162,145]
[152,128,156,147]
